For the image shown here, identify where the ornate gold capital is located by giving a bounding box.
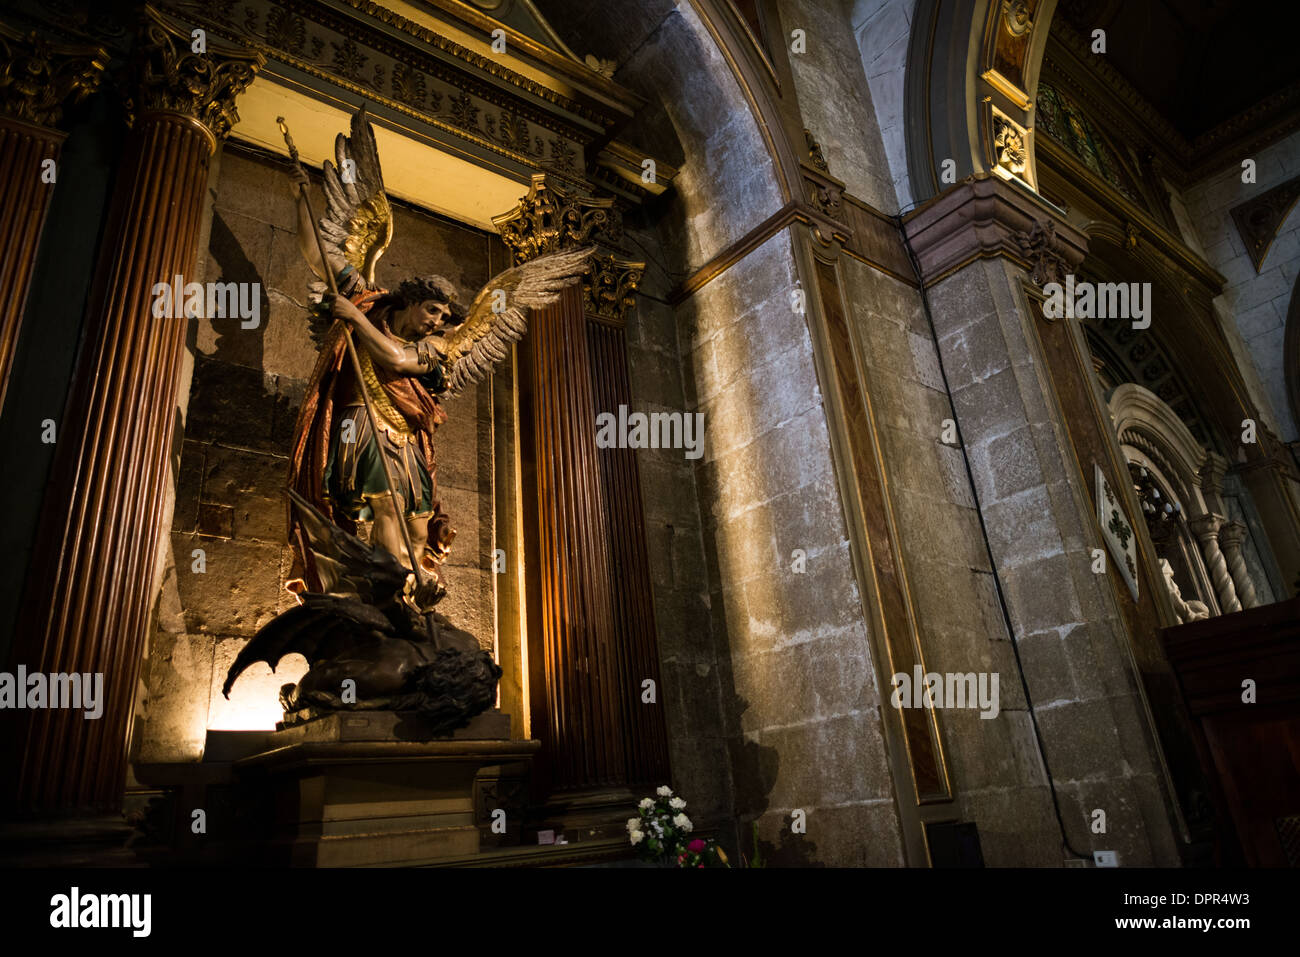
[493,174,622,265]
[124,5,264,144]
[0,22,108,129]
[584,254,644,324]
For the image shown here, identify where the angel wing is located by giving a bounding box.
[440,246,594,394]
[306,105,394,340]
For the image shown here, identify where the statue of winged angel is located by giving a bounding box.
[223,107,588,728]
[283,106,590,608]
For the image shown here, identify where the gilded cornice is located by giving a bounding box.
[125,6,263,145]
[0,21,108,129]
[154,0,670,192]
[403,0,642,109]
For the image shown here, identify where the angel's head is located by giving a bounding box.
[381,275,467,340]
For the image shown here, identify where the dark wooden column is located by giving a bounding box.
[6,9,262,812]
[0,24,107,412]
[497,176,670,798]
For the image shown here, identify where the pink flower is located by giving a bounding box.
[687,839,707,853]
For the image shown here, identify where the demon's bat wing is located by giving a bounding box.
[221,594,397,699]
[286,487,411,605]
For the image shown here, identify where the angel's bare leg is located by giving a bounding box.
[407,513,433,576]
[370,492,414,569]
[371,493,439,586]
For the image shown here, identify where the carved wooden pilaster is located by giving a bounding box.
[7,7,262,812]
[1217,521,1258,610]
[496,175,669,797]
[0,23,107,412]
[1189,514,1241,615]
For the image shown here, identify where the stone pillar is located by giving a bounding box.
[0,24,107,411]
[495,175,670,799]
[902,174,1185,864]
[6,9,261,812]
[1190,515,1242,614]
[1217,521,1258,610]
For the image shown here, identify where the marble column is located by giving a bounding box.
[495,175,669,798]
[7,9,262,811]
[0,24,107,412]
[1192,516,1244,613]
[1217,521,1258,610]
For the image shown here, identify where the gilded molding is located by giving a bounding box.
[125,6,264,143]
[991,108,1029,181]
[0,22,108,128]
[159,0,636,183]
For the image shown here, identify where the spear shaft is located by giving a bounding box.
[278,116,436,644]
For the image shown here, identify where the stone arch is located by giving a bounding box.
[1109,382,1211,517]
[1081,226,1260,456]
[903,0,1061,204]
[1108,382,1263,616]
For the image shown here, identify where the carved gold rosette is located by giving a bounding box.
[124,4,264,146]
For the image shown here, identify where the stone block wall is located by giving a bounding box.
[132,145,496,763]
[779,0,898,214]
[1182,129,1300,443]
[837,256,1064,864]
[926,256,1181,865]
[676,231,906,866]
[852,0,918,212]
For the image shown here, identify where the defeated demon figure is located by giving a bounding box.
[222,489,501,733]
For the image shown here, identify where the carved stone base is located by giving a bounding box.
[234,711,537,867]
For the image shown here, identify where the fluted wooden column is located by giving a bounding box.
[498,176,670,795]
[0,25,107,411]
[7,10,261,811]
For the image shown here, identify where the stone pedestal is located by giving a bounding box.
[234,711,537,867]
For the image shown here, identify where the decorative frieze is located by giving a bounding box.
[163,0,601,173]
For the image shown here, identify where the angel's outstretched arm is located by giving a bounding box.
[290,168,348,282]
